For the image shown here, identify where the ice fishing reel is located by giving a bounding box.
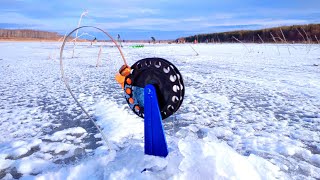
[60,26,184,153]
[116,58,185,119]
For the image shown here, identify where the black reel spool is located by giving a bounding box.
[124,58,185,120]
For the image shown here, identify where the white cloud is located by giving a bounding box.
[86,7,160,20]
[0,12,42,25]
[183,18,203,22]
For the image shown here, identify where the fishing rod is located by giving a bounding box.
[60,26,128,150]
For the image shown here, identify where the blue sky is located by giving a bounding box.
[0,0,319,40]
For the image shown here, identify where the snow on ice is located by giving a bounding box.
[0,42,319,179]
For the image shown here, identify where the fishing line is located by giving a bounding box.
[60,26,128,151]
[189,44,199,56]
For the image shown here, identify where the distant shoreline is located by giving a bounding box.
[0,38,173,43]
[0,38,62,42]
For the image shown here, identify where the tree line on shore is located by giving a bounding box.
[0,29,62,40]
[179,24,320,44]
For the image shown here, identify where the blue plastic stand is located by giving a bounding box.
[144,84,168,157]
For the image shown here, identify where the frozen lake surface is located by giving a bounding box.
[0,42,320,179]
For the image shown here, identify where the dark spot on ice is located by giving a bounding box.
[53,150,69,156]
[244,150,251,156]
[6,146,40,160]
[0,170,7,179]
[9,167,22,179]
[196,130,205,139]
[54,148,86,164]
